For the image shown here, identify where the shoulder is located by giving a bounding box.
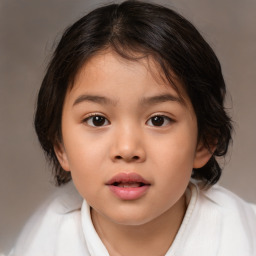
[199,184,256,254]
[202,184,256,216]
[174,184,256,256]
[10,182,87,256]
[250,202,256,215]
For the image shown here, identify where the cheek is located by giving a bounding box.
[147,127,197,182]
[149,140,194,208]
[62,136,109,196]
[149,133,197,168]
[63,126,109,165]
[66,142,107,173]
[66,137,108,201]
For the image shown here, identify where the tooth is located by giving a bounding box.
[117,182,141,188]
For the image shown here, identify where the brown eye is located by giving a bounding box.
[146,115,172,127]
[84,115,110,127]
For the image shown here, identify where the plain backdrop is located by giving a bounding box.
[1,0,256,253]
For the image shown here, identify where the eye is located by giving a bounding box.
[146,115,172,127]
[83,115,110,127]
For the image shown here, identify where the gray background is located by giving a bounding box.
[1,0,255,253]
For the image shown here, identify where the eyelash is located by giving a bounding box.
[82,113,173,127]
[82,113,110,127]
[146,115,173,127]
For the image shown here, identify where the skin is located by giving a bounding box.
[55,51,213,256]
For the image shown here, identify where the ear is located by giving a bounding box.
[193,141,215,169]
[54,142,70,172]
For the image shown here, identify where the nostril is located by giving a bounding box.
[114,155,140,160]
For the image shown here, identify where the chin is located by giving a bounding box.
[105,209,157,226]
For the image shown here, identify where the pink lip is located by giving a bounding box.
[106,172,151,200]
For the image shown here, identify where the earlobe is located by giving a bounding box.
[193,142,215,169]
[54,143,70,172]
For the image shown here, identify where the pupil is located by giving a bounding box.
[93,116,105,126]
[152,116,164,126]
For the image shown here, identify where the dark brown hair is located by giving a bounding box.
[35,0,232,187]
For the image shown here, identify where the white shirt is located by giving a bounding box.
[9,182,256,256]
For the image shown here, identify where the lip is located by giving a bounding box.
[106,172,151,200]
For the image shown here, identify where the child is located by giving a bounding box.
[9,1,256,255]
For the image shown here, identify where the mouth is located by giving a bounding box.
[106,172,150,186]
[106,172,150,200]
[111,182,146,188]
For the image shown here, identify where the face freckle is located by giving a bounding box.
[54,51,212,228]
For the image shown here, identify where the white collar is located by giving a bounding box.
[166,183,221,255]
[81,201,109,256]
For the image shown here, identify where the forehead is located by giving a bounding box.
[69,50,190,107]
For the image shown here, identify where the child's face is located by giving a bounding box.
[55,51,211,226]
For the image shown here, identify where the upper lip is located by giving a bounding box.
[106,172,150,186]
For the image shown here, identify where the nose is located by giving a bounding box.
[110,125,146,163]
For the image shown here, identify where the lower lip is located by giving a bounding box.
[108,185,150,200]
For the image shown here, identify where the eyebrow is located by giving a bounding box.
[73,94,117,107]
[73,93,182,107]
[140,93,183,106]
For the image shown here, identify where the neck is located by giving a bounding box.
[91,194,187,256]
